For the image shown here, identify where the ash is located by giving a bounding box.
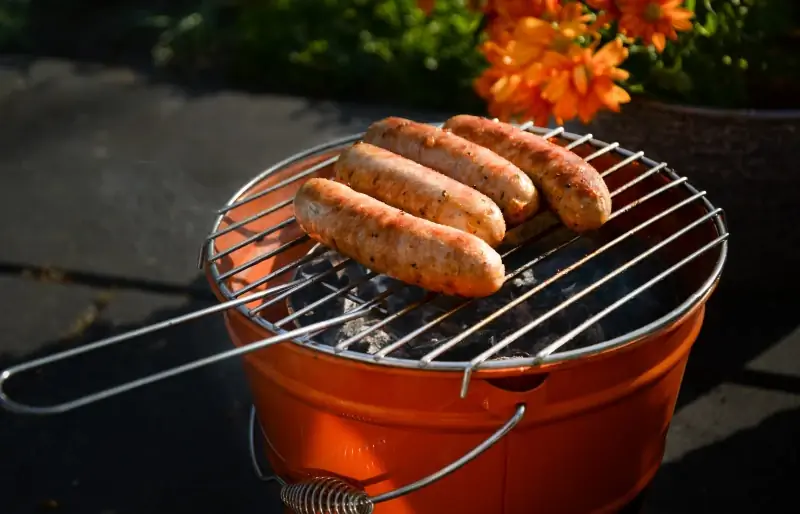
[285,234,681,362]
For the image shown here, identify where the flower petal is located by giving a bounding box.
[516,17,552,39]
[671,9,694,21]
[523,62,549,85]
[610,84,631,107]
[578,91,605,124]
[594,39,628,68]
[594,79,632,112]
[542,72,570,101]
[573,65,590,95]
[672,18,693,31]
[609,68,631,81]
[593,78,619,110]
[509,43,545,67]
[652,32,666,52]
[490,75,509,97]
[553,87,579,123]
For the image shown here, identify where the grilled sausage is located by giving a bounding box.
[363,117,539,225]
[294,178,506,297]
[334,142,506,247]
[443,115,612,232]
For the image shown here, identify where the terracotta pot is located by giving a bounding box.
[588,100,800,287]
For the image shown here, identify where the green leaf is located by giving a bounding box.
[703,11,718,36]
[673,70,694,93]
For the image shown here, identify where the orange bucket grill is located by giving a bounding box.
[0,124,728,514]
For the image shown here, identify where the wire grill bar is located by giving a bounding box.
[204,128,608,330]
[535,233,727,362]
[206,125,577,329]
[0,122,728,415]
[418,186,701,366]
[208,126,725,373]
[217,235,310,281]
[231,244,329,298]
[240,144,691,369]
[457,204,719,396]
[209,217,296,262]
[372,175,689,364]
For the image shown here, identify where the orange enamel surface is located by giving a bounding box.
[206,139,719,514]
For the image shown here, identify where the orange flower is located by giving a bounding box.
[548,1,595,38]
[416,0,436,15]
[537,38,632,124]
[504,3,594,63]
[475,2,634,126]
[585,0,618,12]
[617,0,694,52]
[489,4,594,86]
[584,0,621,29]
[474,34,556,126]
[484,0,563,39]
[475,67,554,126]
[490,0,561,19]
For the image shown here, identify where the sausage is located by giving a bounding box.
[362,117,540,225]
[334,142,506,247]
[443,115,612,232]
[293,178,506,297]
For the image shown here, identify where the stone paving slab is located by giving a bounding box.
[0,58,448,285]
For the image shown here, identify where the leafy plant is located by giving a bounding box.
[624,0,800,108]
[469,0,798,125]
[155,0,486,110]
[0,0,31,51]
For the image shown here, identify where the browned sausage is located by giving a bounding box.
[363,117,540,225]
[443,115,612,232]
[293,178,506,297]
[334,142,506,247]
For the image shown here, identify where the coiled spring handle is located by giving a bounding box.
[248,404,527,514]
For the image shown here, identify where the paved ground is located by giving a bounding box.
[0,58,798,514]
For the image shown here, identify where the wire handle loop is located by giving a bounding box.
[249,403,526,513]
[0,304,371,415]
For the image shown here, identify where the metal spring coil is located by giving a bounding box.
[280,476,375,514]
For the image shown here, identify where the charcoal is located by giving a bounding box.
[284,236,682,363]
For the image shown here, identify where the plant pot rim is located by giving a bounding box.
[635,97,800,121]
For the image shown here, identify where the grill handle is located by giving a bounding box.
[249,403,527,513]
[0,302,374,415]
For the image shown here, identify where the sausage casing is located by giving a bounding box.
[293,178,506,297]
[334,142,506,247]
[443,115,612,232]
[363,117,540,225]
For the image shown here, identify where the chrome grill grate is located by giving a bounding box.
[0,122,728,415]
[202,122,728,395]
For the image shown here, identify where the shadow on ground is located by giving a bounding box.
[649,405,800,513]
[0,274,280,514]
[675,279,800,410]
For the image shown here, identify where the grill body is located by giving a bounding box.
[205,134,723,514]
[226,304,703,514]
